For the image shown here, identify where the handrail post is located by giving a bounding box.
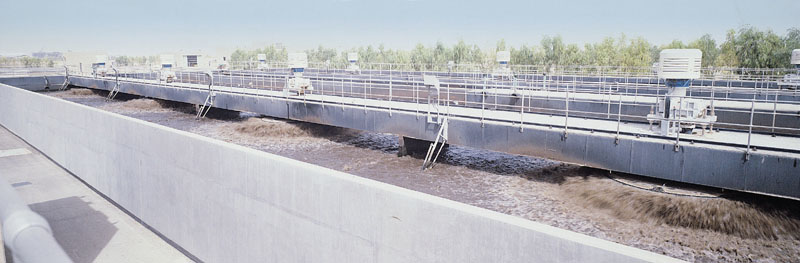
[564,73,569,140]
[746,90,756,160]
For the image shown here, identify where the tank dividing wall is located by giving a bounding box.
[0,83,680,262]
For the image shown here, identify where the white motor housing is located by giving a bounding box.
[648,49,717,135]
[160,54,175,67]
[658,49,702,79]
[159,54,176,83]
[288,53,308,69]
[257,53,268,69]
[95,55,108,65]
[93,55,108,76]
[346,52,360,74]
[779,49,800,89]
[493,51,512,79]
[286,53,312,95]
[347,52,359,63]
[496,51,510,64]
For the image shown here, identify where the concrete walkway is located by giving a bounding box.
[0,126,193,263]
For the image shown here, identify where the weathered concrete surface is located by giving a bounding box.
[0,125,192,262]
[0,83,681,262]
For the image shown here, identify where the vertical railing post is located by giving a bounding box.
[675,96,682,151]
[771,90,778,136]
[481,77,486,126]
[746,90,756,160]
[616,94,622,144]
[564,72,569,139]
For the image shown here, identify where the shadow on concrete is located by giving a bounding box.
[29,196,118,263]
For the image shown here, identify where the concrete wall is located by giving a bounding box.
[0,83,679,263]
[0,76,66,91]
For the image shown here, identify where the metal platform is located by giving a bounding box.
[45,69,800,199]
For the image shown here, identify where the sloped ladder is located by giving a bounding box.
[196,72,216,119]
[106,67,121,100]
[422,117,448,170]
[59,66,70,91]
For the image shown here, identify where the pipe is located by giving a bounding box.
[0,176,72,263]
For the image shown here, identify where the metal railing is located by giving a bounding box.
[63,62,800,154]
[0,67,66,77]
[0,176,72,263]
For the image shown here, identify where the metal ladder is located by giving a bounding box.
[422,117,448,170]
[106,67,121,100]
[196,72,216,119]
[58,66,70,91]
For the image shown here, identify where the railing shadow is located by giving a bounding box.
[29,196,118,263]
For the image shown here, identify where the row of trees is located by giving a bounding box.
[112,56,158,66]
[229,26,800,69]
[0,56,56,67]
[0,55,154,68]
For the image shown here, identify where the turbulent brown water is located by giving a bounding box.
[114,99,168,111]
[68,88,95,96]
[231,117,351,138]
[48,90,800,262]
[561,176,800,240]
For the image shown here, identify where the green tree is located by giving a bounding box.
[688,34,718,67]
[622,37,653,68]
[716,29,739,67]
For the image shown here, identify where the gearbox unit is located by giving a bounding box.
[92,55,108,77]
[257,53,268,70]
[346,52,361,74]
[778,49,800,89]
[285,53,313,95]
[159,54,176,83]
[646,49,716,135]
[492,51,512,80]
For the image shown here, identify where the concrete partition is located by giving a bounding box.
[0,84,679,263]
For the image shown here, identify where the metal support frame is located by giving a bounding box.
[422,117,448,170]
[106,66,120,100]
[59,66,70,91]
[196,72,216,119]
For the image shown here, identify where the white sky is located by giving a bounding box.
[1,0,798,56]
